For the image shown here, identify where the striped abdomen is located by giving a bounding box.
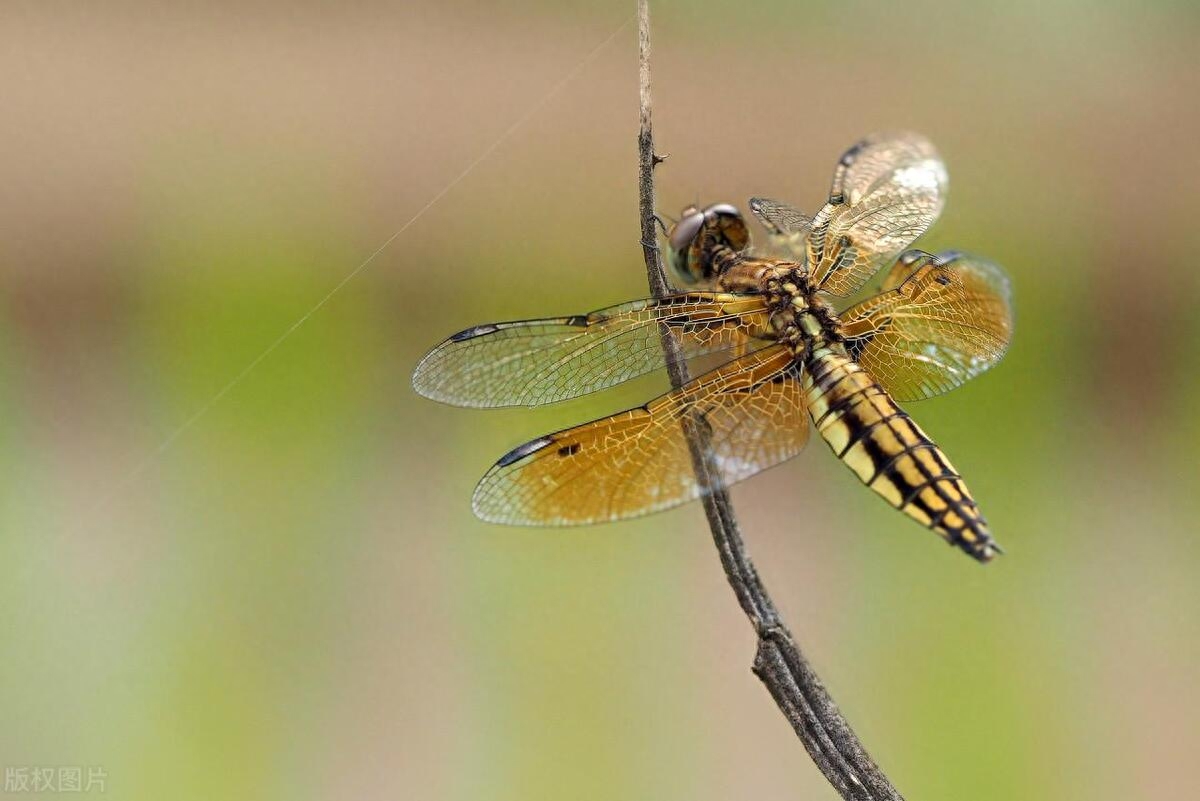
[803,349,1000,562]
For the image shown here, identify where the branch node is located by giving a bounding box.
[756,620,793,646]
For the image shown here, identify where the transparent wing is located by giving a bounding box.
[472,345,808,524]
[413,293,771,408]
[748,196,813,261]
[840,250,1013,401]
[748,197,814,237]
[807,132,948,297]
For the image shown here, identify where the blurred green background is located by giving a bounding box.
[2,1,1198,799]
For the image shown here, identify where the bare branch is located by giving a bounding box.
[636,2,904,798]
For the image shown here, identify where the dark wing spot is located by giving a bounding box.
[564,315,588,327]
[935,274,952,286]
[496,436,555,467]
[450,323,500,342]
[840,140,866,167]
[556,443,581,458]
[846,337,867,361]
[845,315,892,361]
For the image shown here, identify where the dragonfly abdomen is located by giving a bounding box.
[803,350,1000,562]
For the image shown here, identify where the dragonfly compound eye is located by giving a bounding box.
[667,206,706,284]
[667,203,749,285]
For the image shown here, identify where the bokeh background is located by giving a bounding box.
[2,1,1198,799]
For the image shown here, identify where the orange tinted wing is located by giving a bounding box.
[807,132,948,297]
[472,345,808,525]
[840,250,1013,401]
[412,293,770,408]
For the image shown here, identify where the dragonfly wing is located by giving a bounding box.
[748,197,814,237]
[808,132,948,296]
[748,196,813,262]
[472,345,809,524]
[839,250,1013,401]
[412,293,771,408]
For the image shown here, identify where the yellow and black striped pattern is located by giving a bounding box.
[803,347,999,562]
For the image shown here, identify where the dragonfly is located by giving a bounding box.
[413,132,1013,562]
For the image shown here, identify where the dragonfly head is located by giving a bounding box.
[666,202,749,286]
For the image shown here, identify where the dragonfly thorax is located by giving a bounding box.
[764,281,842,356]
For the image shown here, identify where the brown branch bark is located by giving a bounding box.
[636,2,903,798]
